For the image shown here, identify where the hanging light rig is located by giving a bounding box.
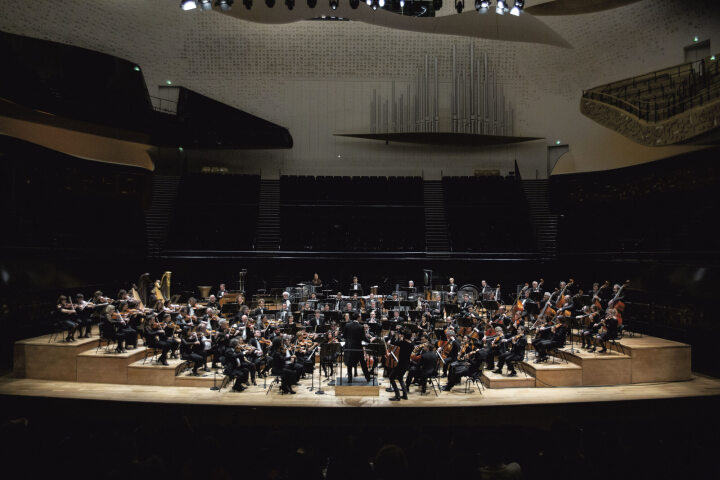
[180,0,523,13]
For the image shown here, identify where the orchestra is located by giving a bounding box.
[46,274,629,398]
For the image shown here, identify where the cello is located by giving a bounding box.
[608,280,629,324]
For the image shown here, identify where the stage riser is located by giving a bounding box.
[609,342,692,383]
[522,360,583,387]
[13,335,97,381]
[127,359,187,386]
[481,371,536,388]
[76,348,148,384]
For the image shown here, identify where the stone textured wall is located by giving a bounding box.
[0,0,719,175]
[581,97,720,146]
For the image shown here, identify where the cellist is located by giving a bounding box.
[387,328,413,401]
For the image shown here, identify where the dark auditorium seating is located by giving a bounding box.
[442,176,535,253]
[166,173,260,251]
[550,149,720,255]
[280,176,424,251]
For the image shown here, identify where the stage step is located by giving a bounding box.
[127,358,187,386]
[481,369,536,388]
[175,367,226,387]
[557,347,632,386]
[608,335,691,383]
[334,376,381,396]
[521,355,583,387]
[76,347,149,384]
[13,334,98,381]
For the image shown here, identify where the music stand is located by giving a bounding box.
[482,300,501,319]
[320,342,341,388]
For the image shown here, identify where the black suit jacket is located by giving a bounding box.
[419,351,437,376]
[343,321,366,350]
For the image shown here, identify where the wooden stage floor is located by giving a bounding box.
[2,369,719,409]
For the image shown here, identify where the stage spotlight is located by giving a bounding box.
[285,0,294,8]
[475,0,489,12]
[496,0,505,14]
[400,0,404,6]
[349,0,359,8]
[371,0,378,10]
[366,0,371,4]
[199,0,212,10]
[180,0,197,10]
[330,0,338,8]
[379,0,385,6]
[509,0,523,15]
[243,0,252,8]
[215,0,234,10]
[455,0,464,13]
[266,0,275,7]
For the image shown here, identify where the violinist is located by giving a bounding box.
[145,314,178,365]
[102,305,128,353]
[249,330,269,377]
[269,336,297,394]
[180,329,206,376]
[73,293,94,338]
[115,302,138,349]
[485,326,509,371]
[534,319,568,363]
[491,305,511,332]
[579,305,602,349]
[55,295,79,342]
[493,326,527,377]
[590,308,619,353]
[443,335,482,391]
[206,294,219,310]
[387,328,413,401]
[223,338,250,392]
[414,342,437,394]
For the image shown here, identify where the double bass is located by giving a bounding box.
[608,280,629,324]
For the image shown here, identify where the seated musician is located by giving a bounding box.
[278,304,291,324]
[440,330,460,377]
[73,293,93,338]
[484,326,509,371]
[311,273,322,288]
[417,312,431,332]
[590,308,619,353]
[269,336,297,394]
[206,294,219,310]
[534,320,568,363]
[145,314,178,365]
[309,309,324,328]
[492,326,528,376]
[459,293,474,312]
[223,338,250,392]
[55,295,79,342]
[414,342,438,394]
[443,336,483,391]
[342,302,356,315]
[180,329,205,376]
[248,330,269,377]
[253,299,266,321]
[281,291,292,310]
[216,283,227,299]
[390,309,404,323]
[116,302,138,348]
[443,315,459,334]
[333,292,344,311]
[580,305,601,349]
[101,305,128,353]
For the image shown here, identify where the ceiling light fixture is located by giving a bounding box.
[180,0,197,10]
[330,0,338,8]
[199,0,213,10]
[215,0,234,10]
[496,0,505,14]
[475,0,489,13]
[509,0,523,15]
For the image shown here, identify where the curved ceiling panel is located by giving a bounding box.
[218,6,572,48]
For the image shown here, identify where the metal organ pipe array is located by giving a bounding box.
[370,43,514,136]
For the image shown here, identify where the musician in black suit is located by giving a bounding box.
[459,294,474,313]
[216,283,227,299]
[343,317,371,383]
[390,309,404,323]
[534,321,568,362]
[223,338,249,392]
[387,329,413,401]
[440,330,460,377]
[446,277,458,299]
[309,310,324,328]
[414,343,438,394]
[144,317,173,365]
[590,308,619,353]
[55,295,79,341]
[493,326,527,376]
[180,330,205,375]
[269,337,297,394]
[349,276,362,295]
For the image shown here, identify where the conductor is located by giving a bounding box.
[343,316,372,383]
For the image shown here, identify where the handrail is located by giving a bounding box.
[583,54,720,123]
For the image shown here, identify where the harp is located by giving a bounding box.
[160,271,171,302]
[135,273,151,308]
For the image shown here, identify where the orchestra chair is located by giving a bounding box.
[547,346,569,364]
[96,323,117,353]
[464,371,485,394]
[47,312,67,343]
[421,362,442,397]
[265,375,285,395]
[140,332,161,364]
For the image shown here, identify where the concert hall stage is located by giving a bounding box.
[4,328,720,427]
